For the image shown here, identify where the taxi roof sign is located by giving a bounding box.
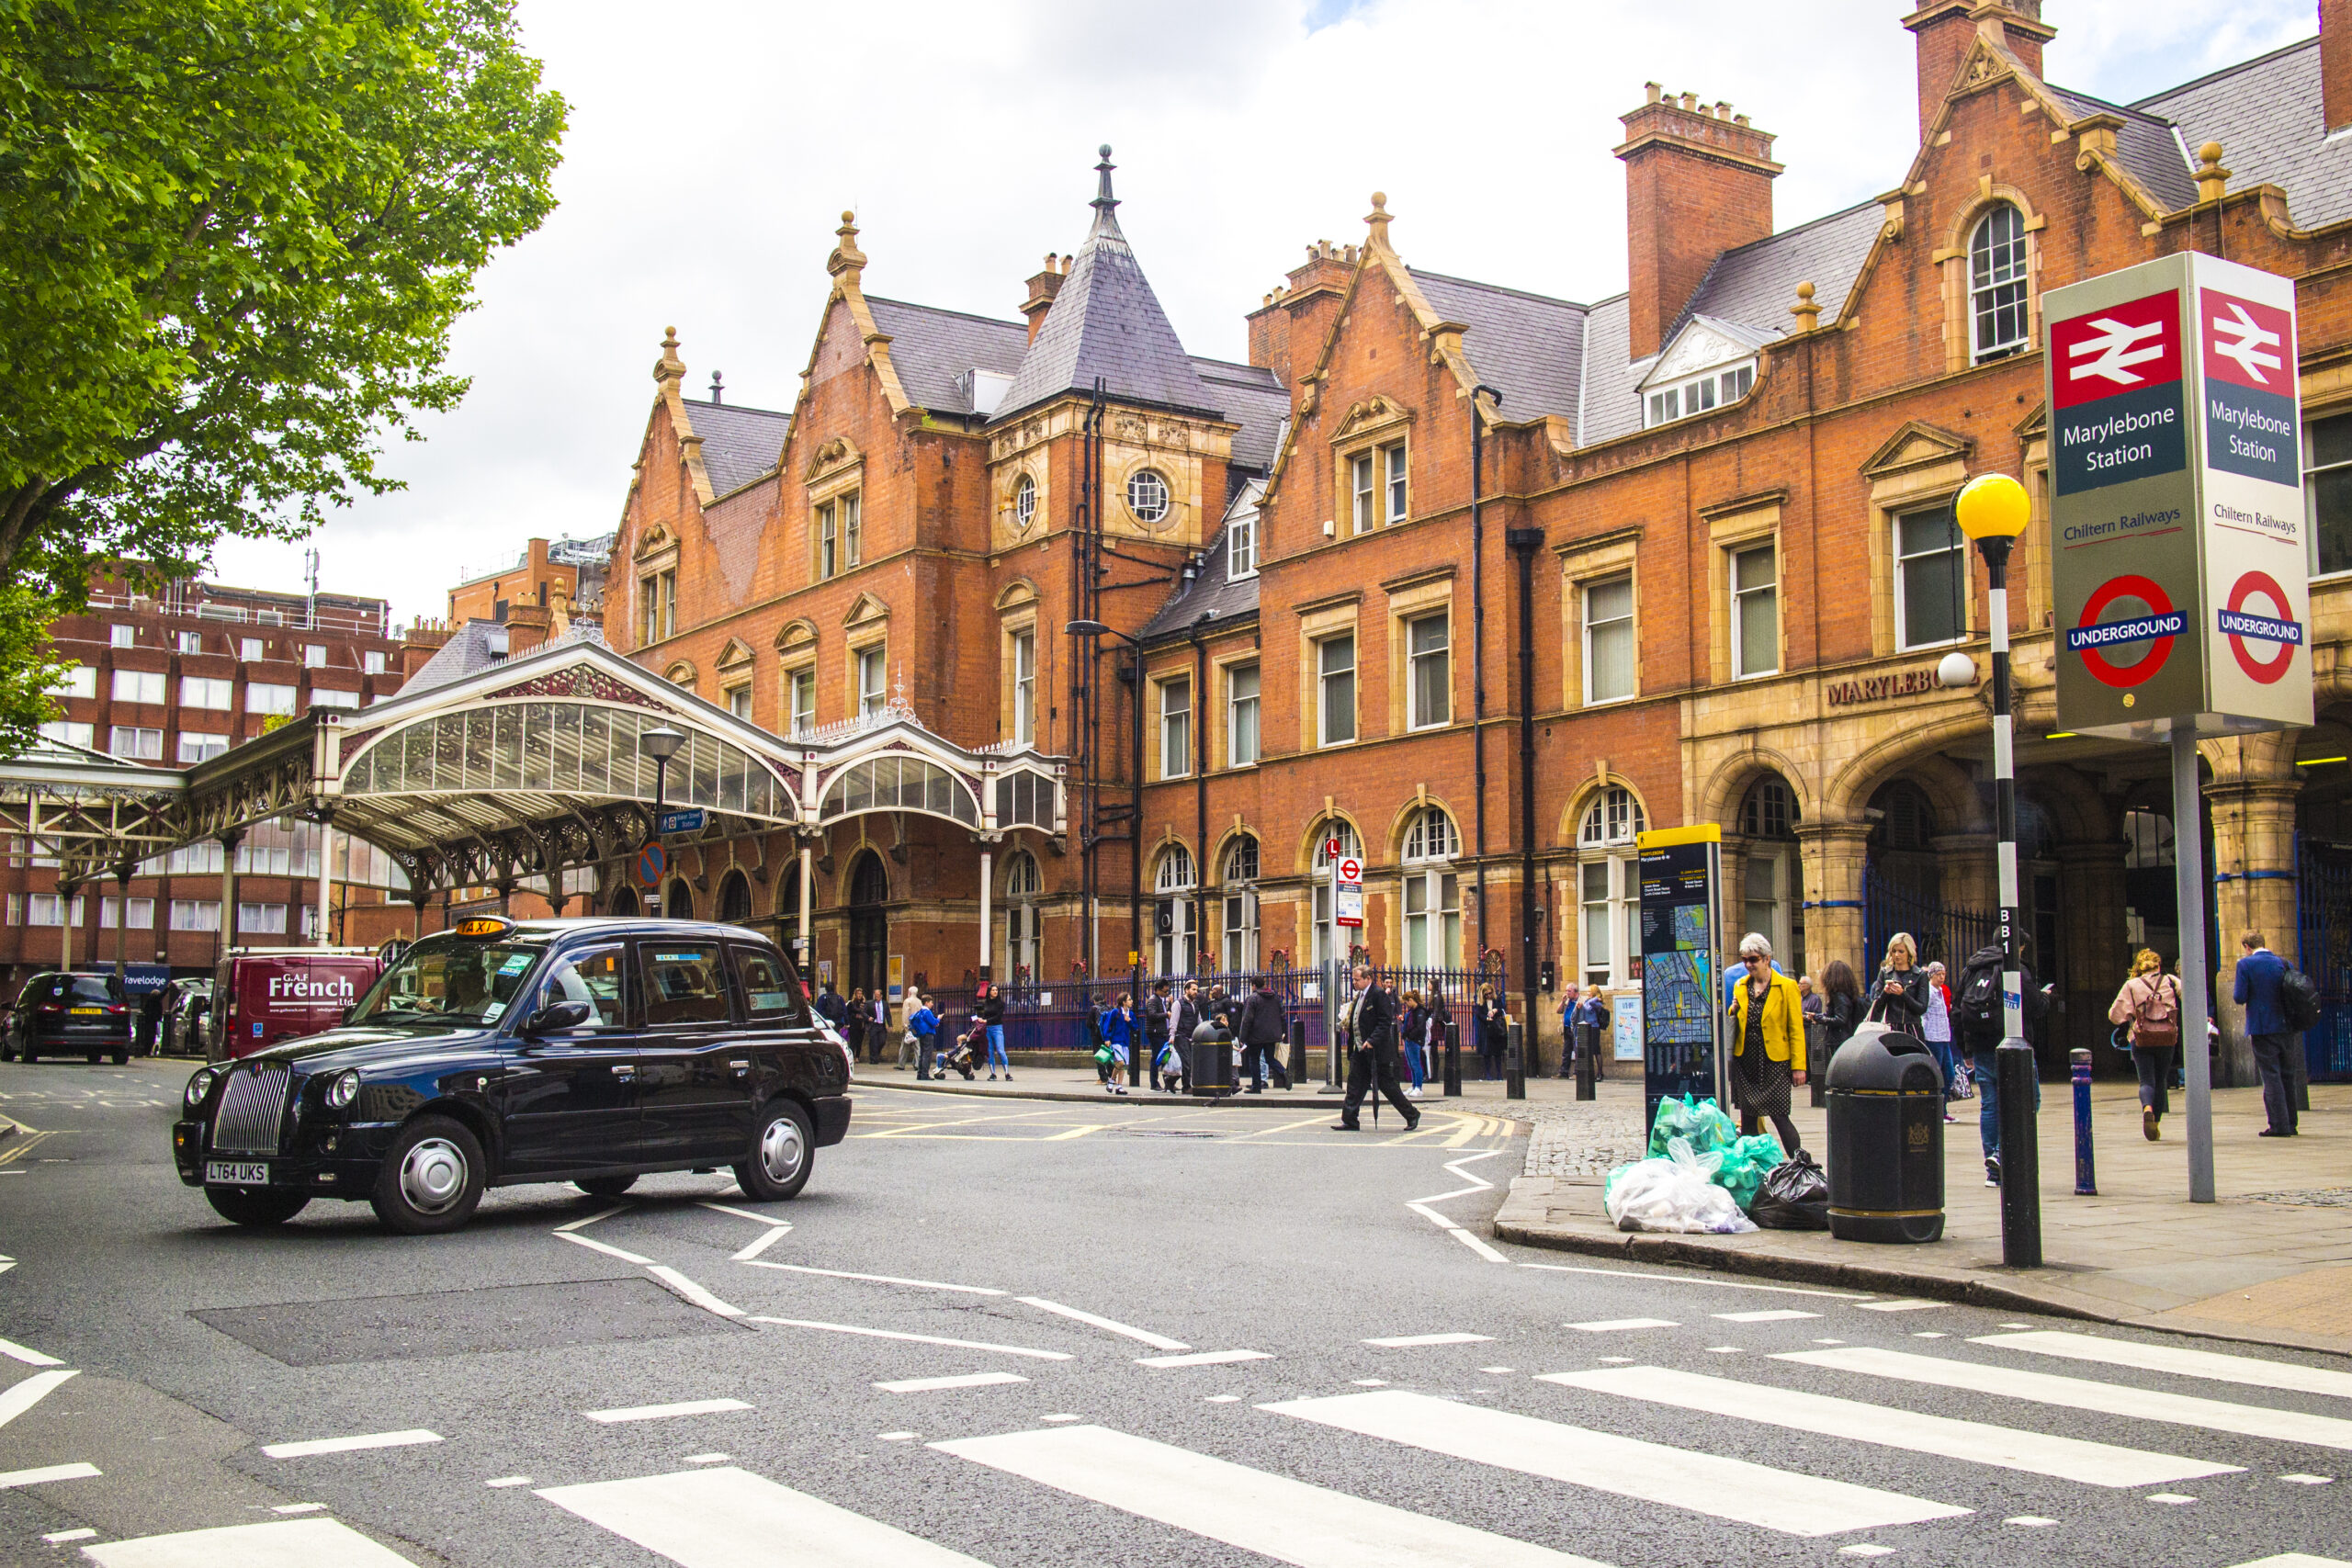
[453,916,514,940]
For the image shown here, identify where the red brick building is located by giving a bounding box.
[606,3,2352,1079]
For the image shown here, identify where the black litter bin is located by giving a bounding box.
[1825,1020,1945,1243]
[1188,1015,1235,1097]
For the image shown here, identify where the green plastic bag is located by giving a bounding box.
[1713,1131,1788,1211]
[1647,1093,1738,1157]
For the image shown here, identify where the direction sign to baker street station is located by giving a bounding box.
[2047,253,2312,738]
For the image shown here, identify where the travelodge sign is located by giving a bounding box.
[2046,253,2312,739]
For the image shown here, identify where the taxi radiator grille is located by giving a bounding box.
[212,1065,289,1155]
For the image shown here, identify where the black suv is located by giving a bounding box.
[5,972,134,1064]
[173,917,853,1234]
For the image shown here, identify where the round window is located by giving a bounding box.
[1126,468,1170,525]
[1012,472,1036,530]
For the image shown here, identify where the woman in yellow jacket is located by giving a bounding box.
[1727,931,1807,1155]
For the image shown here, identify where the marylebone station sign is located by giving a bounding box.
[2048,253,2312,739]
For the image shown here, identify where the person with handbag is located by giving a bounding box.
[1726,932,1807,1155]
[1869,932,1929,1039]
[2108,949,2181,1141]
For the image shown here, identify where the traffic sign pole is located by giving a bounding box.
[2174,724,2216,1202]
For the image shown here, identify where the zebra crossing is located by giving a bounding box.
[63,1324,2352,1566]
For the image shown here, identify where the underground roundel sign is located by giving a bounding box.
[2218,570,2303,684]
[2065,574,2184,688]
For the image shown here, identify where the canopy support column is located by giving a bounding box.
[316,819,334,949]
[797,842,813,969]
[58,879,74,972]
[114,863,131,978]
[978,847,993,983]
[216,829,243,968]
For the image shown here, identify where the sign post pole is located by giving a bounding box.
[2174,724,2217,1202]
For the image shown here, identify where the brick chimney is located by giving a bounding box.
[2327,0,2352,131]
[1617,85,1781,362]
[1021,254,1070,344]
[1248,240,1357,406]
[1905,2,2057,142]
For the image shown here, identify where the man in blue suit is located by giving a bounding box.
[2232,931,2298,1137]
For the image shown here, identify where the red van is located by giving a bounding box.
[209,949,384,1061]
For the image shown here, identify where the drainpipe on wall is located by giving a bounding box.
[1468,384,1503,969]
[1188,617,1210,974]
[1508,525,1545,1098]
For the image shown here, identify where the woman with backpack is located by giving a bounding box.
[2109,948,2183,1141]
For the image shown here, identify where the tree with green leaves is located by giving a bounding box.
[0,0,566,750]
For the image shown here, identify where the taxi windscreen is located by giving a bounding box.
[350,939,545,1028]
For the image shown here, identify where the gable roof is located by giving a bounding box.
[1193,356,1289,472]
[1673,198,1883,347]
[865,297,1030,416]
[2049,87,2199,211]
[684,400,792,496]
[404,618,608,699]
[2135,35,2352,231]
[1000,151,1218,422]
[1408,270,1589,426]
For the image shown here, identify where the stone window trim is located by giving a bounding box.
[1565,774,1649,989]
[2297,371,2352,582]
[1332,401,1414,537]
[1151,670,1193,782]
[1385,575,1455,736]
[1212,649,1261,773]
[1931,185,2046,378]
[1865,459,1974,659]
[775,619,819,738]
[997,583,1040,747]
[808,457,865,583]
[1554,528,1642,710]
[1704,504,1781,685]
[1002,465,1045,536]
[663,660,698,694]
[1297,599,1361,752]
[844,602,889,718]
[1111,453,1190,537]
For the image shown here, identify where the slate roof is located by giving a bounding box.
[684,400,791,496]
[1193,356,1290,473]
[1139,480,1263,644]
[1000,156,1219,422]
[1675,198,1884,344]
[2136,36,2352,231]
[2050,88,2199,211]
[865,297,1030,416]
[404,618,607,699]
[1576,295,1640,447]
[1410,271,1589,426]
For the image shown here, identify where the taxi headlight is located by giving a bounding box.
[324,1069,360,1111]
[184,1069,216,1111]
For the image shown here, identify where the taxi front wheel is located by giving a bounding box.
[371,1115,486,1235]
[734,1100,813,1201]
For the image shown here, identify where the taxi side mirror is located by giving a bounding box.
[527,999,594,1035]
[340,1004,356,1025]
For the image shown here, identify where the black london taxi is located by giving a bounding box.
[172,917,853,1234]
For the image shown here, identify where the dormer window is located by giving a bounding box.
[1645,362,1755,428]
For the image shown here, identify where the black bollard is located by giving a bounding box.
[1996,1039,2041,1268]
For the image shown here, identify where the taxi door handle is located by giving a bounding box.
[612,1065,637,1081]
[729,1059,751,1076]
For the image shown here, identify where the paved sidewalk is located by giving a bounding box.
[847,1058,1606,1114]
[1498,1076,2352,1357]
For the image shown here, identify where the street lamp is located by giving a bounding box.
[1953,471,2040,1268]
[640,726,685,811]
[1069,618,1147,1091]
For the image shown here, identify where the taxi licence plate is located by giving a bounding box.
[69,1007,102,1016]
[206,1161,268,1185]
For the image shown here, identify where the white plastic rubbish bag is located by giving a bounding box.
[1601,1136,1758,1235]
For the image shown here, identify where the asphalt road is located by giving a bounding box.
[0,1059,2343,1567]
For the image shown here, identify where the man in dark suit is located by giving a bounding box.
[1333,964,1419,1132]
[2233,931,2297,1137]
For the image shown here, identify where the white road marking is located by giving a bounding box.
[1351,1379,1388,1387]
[878,1432,918,1441]
[743,1263,1005,1295]
[731,1227,791,1262]
[1782,1347,2352,1451]
[262,1430,442,1460]
[1855,1299,1943,1313]
[698,1201,787,1226]
[1136,1349,1272,1369]
[1976,1330,2352,1401]
[1364,1334,1493,1348]
[875,1372,1027,1393]
[1517,1263,1870,1300]
[1016,1297,1187,1350]
[2280,1473,2334,1483]
[649,1266,744,1318]
[539,1464,996,1566]
[82,1517,421,1567]
[685,1454,729,1464]
[1567,1318,1679,1333]
[271,1504,326,1515]
[1713,1310,1819,1324]
[747,1317,1070,1360]
[2005,1517,2057,1528]
[1704,1347,1744,1354]
[584,1399,752,1425]
[1838,1548,1895,1559]
[2226,1558,2352,1567]
[2146,1492,2197,1504]
[555,1204,628,1233]
[558,1231,655,1266]
[1448,1228,1510,1263]
[1544,1364,2239,1487]
[41,1528,96,1542]
[0,1337,62,1367]
[484,1477,532,1488]
[1913,1332,1948,1338]
[1264,1389,1968,1537]
[935,1423,1623,1568]
[1042,1414,1082,1422]
[0,1461,97,1487]
[1407,1150,1510,1263]
[1204,1395,1241,1403]
[0,1368,75,1428]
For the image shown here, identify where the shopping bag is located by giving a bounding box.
[1748,1151,1831,1230]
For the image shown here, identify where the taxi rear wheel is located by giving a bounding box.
[370,1115,485,1235]
[206,1187,311,1227]
[733,1100,813,1201]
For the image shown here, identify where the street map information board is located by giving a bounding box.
[1637,824,1725,1129]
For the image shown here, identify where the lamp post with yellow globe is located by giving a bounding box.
[1954,471,2041,1268]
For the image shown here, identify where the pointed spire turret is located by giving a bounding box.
[1089,144,1123,242]
[653,326,684,385]
[827,210,866,285]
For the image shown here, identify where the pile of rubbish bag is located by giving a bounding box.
[1602,1094,1830,1234]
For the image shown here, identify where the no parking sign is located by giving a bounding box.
[2048,254,2312,737]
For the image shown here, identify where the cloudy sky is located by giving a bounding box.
[211,0,2318,622]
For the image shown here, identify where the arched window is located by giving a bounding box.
[1970,204,2029,363]
[718,868,752,924]
[1127,468,1170,525]
[775,862,803,959]
[1738,776,1802,976]
[1576,786,1646,988]
[663,877,695,921]
[1154,844,1195,976]
[609,885,639,917]
[1221,835,1260,972]
[845,850,888,999]
[1002,850,1042,981]
[1310,818,1363,964]
[1398,807,1460,969]
[1012,472,1037,531]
